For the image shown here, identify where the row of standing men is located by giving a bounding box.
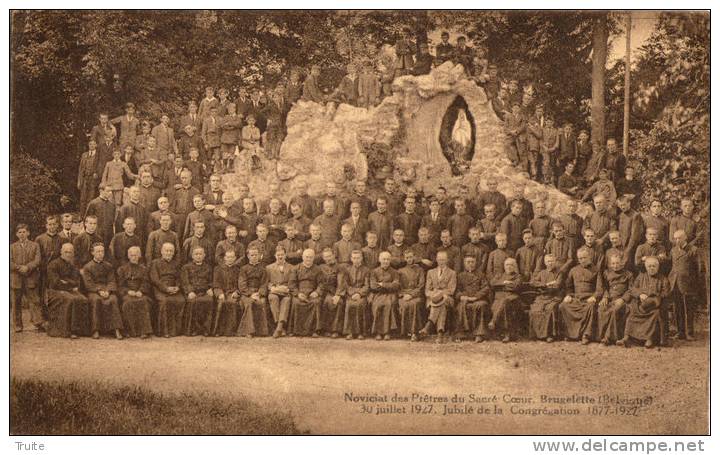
[12,174,702,346]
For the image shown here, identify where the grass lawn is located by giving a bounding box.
[10,378,304,435]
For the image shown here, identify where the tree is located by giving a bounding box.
[10,11,349,204]
[627,12,709,212]
[10,152,62,235]
[590,12,609,146]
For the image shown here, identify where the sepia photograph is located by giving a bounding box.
[7,7,711,440]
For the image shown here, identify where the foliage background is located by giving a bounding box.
[10,10,709,235]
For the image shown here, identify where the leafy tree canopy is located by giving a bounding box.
[10,10,709,223]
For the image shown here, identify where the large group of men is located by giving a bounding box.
[10,30,706,349]
[12,158,703,348]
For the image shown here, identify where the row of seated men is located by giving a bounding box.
[11,206,698,347]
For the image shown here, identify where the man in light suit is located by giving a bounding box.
[201,106,221,170]
[151,113,178,156]
[421,250,457,343]
[110,102,140,148]
[11,224,45,332]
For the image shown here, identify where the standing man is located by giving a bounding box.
[617,195,645,271]
[435,31,454,65]
[115,186,150,244]
[179,100,203,133]
[90,112,117,148]
[669,230,700,341]
[11,224,44,332]
[111,102,140,148]
[85,184,117,247]
[78,139,99,216]
[152,113,178,157]
[35,215,62,323]
[393,197,422,246]
[603,138,626,185]
[171,169,201,241]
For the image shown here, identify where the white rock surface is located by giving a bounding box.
[223,62,586,218]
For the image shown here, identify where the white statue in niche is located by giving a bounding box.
[450,109,472,169]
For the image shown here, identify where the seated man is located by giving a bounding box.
[265,245,295,338]
[560,247,601,345]
[342,250,370,340]
[455,255,492,343]
[489,257,522,343]
[619,256,670,348]
[117,246,153,338]
[420,250,457,343]
[149,242,186,337]
[82,243,123,340]
[290,249,323,337]
[369,251,400,341]
[212,250,242,337]
[529,254,563,342]
[319,249,345,338]
[397,249,425,342]
[181,247,215,337]
[596,252,633,345]
[46,243,90,339]
[237,247,270,338]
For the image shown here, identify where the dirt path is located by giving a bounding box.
[10,329,708,435]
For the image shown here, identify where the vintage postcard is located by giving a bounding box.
[8,9,709,439]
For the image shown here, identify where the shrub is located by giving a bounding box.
[10,152,62,236]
